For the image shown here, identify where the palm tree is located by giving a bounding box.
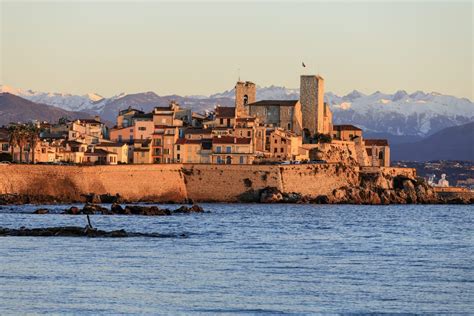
[8,125,18,162]
[27,125,40,163]
[16,126,29,163]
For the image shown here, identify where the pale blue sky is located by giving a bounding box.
[1,1,472,99]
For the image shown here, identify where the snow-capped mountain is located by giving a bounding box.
[211,85,299,100]
[325,90,473,136]
[2,84,472,137]
[0,85,118,113]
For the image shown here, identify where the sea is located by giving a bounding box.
[0,204,472,314]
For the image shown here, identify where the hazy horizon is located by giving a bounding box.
[1,1,472,99]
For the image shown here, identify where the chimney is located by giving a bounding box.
[234,138,237,144]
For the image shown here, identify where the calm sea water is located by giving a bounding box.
[0,204,472,314]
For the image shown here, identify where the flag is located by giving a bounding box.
[302,62,306,67]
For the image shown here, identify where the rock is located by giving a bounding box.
[0,226,186,238]
[173,204,204,213]
[260,187,283,203]
[33,208,49,214]
[123,205,171,216]
[82,203,109,215]
[63,206,80,215]
[283,192,303,203]
[313,195,330,204]
[111,203,124,214]
[403,180,415,191]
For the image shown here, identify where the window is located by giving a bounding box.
[138,127,146,131]
[163,149,169,155]
[216,146,221,153]
[217,156,222,164]
[243,95,248,106]
[118,135,122,142]
[274,139,277,144]
[274,148,277,153]
[227,118,231,127]
[226,146,231,153]
[177,154,180,161]
[288,123,291,130]
[280,148,284,153]
[154,139,161,146]
[1,144,8,151]
[177,145,181,151]
[239,156,244,164]
[247,131,251,137]
[141,152,145,158]
[220,118,224,125]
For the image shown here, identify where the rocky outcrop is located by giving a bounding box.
[255,173,471,205]
[0,226,188,238]
[52,204,206,216]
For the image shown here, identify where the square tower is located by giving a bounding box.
[300,75,325,135]
[235,81,256,118]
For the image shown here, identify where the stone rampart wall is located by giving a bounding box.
[0,164,408,203]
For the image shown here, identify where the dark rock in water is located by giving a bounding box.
[124,205,172,216]
[173,204,204,213]
[111,203,124,214]
[0,226,188,238]
[63,206,81,215]
[82,203,109,215]
[33,208,49,214]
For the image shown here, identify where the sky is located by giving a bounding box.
[1,1,472,99]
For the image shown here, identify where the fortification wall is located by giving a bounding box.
[0,164,409,203]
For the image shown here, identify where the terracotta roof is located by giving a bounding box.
[333,124,362,131]
[215,107,235,118]
[176,138,203,145]
[365,139,389,146]
[212,136,251,145]
[247,100,298,107]
[96,142,126,147]
[185,128,212,134]
[119,107,144,115]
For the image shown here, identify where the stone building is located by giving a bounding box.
[268,128,303,161]
[235,81,256,118]
[211,136,254,164]
[332,125,363,141]
[365,139,390,167]
[300,75,332,135]
[246,100,303,135]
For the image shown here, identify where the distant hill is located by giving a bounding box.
[0,93,90,125]
[391,122,474,162]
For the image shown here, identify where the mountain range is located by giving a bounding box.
[0,93,90,126]
[1,84,472,139]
